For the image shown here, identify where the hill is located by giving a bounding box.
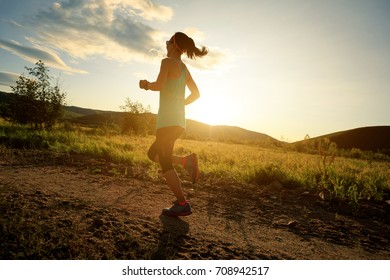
[63,106,121,123]
[64,105,280,145]
[183,119,280,145]
[295,126,390,153]
[64,106,117,118]
[0,91,12,103]
[2,91,388,150]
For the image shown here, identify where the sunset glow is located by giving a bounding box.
[188,93,235,126]
[1,0,389,141]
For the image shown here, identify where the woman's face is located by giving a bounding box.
[166,36,175,57]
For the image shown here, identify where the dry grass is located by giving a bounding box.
[1,121,389,204]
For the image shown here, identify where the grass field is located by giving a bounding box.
[1,120,389,205]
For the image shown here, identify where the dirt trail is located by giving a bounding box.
[1,151,389,259]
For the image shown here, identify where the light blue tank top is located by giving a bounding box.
[157,59,186,129]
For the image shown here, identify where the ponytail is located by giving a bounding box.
[174,32,208,59]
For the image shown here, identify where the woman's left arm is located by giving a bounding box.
[184,67,200,105]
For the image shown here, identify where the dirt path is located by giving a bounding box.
[1,151,389,259]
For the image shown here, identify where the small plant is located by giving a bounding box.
[316,138,337,192]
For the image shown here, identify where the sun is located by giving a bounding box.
[188,93,232,126]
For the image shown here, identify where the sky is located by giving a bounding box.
[1,0,389,142]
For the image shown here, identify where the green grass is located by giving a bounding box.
[1,120,389,205]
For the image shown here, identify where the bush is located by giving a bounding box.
[119,98,153,135]
[253,164,299,188]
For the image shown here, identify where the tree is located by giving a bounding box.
[4,60,66,129]
[120,98,151,135]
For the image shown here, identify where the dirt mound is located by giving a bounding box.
[1,150,389,259]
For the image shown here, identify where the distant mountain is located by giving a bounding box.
[0,91,12,103]
[2,91,388,150]
[295,126,390,153]
[65,105,280,145]
[64,106,117,118]
[67,111,126,126]
[183,119,280,145]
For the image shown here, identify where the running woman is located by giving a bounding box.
[139,32,208,217]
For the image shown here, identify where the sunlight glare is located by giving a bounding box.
[189,93,233,126]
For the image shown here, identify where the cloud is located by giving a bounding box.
[126,0,173,21]
[181,28,233,71]
[3,0,228,71]
[0,71,20,87]
[2,19,24,28]
[183,27,206,42]
[186,47,233,71]
[0,39,87,74]
[29,0,170,63]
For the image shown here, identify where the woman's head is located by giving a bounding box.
[167,32,208,59]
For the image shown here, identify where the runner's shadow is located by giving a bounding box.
[152,214,190,259]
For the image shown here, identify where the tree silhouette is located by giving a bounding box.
[3,60,66,129]
[120,98,151,135]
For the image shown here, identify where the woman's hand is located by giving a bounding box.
[139,80,148,90]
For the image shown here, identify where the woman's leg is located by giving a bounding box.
[149,128,199,184]
[157,127,185,201]
[162,166,192,216]
[172,154,199,184]
[147,127,197,215]
[156,127,192,216]
[163,168,185,203]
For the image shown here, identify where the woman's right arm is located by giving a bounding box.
[140,59,169,91]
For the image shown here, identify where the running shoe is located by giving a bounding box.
[162,201,192,217]
[185,153,199,184]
